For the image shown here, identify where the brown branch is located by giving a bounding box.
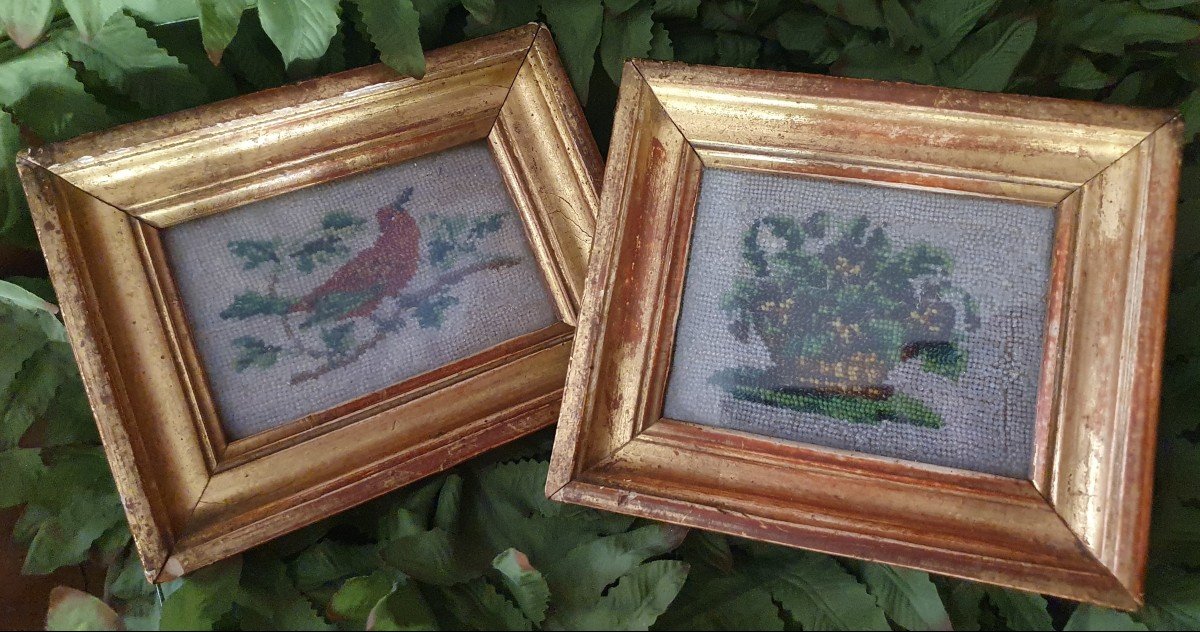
[288,255,522,385]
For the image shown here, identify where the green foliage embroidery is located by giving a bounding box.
[717,212,978,428]
[298,289,377,328]
[227,239,278,269]
[425,211,506,270]
[414,291,459,328]
[219,290,291,319]
[232,336,282,371]
[320,322,355,356]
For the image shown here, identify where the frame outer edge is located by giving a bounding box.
[528,24,605,210]
[15,157,174,581]
[1119,117,1184,604]
[546,61,647,497]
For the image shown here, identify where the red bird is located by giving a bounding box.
[290,187,421,327]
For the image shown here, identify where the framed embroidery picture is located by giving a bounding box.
[548,61,1183,609]
[18,25,600,582]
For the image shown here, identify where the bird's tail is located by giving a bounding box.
[392,186,415,209]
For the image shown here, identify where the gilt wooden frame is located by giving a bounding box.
[17,24,600,583]
[547,60,1182,609]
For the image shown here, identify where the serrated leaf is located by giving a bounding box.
[199,0,248,65]
[715,31,760,67]
[54,12,210,115]
[493,548,550,624]
[767,553,890,631]
[23,492,124,575]
[236,556,335,631]
[546,523,688,609]
[749,0,786,25]
[1140,565,1200,630]
[985,587,1053,631]
[810,0,884,29]
[1066,605,1148,631]
[257,0,341,69]
[404,0,451,43]
[291,540,381,591]
[944,17,1036,91]
[1079,4,1200,55]
[567,559,690,630]
[607,0,644,14]
[1107,70,1146,104]
[0,282,64,430]
[379,526,481,586]
[313,18,347,76]
[860,563,951,631]
[94,522,130,565]
[0,447,44,508]
[2,345,72,447]
[1152,499,1200,566]
[33,445,116,511]
[366,580,437,630]
[122,595,163,632]
[1060,55,1112,89]
[160,557,243,631]
[107,551,154,601]
[1181,89,1199,144]
[61,0,122,43]
[0,110,34,248]
[355,0,425,78]
[654,0,700,19]
[462,0,496,24]
[121,0,201,22]
[649,22,673,60]
[1,0,52,48]
[655,568,784,630]
[463,0,536,37]
[678,530,734,574]
[672,28,716,63]
[432,473,462,531]
[466,460,637,570]
[881,0,921,49]
[839,41,939,84]
[4,276,55,303]
[600,1,655,82]
[220,15,288,90]
[1141,0,1200,7]
[542,0,603,102]
[0,46,113,141]
[46,586,121,631]
[440,578,532,631]
[699,0,752,32]
[328,570,400,625]
[913,0,999,61]
[775,9,829,51]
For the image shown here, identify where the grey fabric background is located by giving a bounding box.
[662,169,1055,478]
[164,142,558,439]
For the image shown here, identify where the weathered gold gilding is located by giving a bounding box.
[547,60,1182,609]
[18,25,600,583]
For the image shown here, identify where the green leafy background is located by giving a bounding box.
[0,0,1198,630]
